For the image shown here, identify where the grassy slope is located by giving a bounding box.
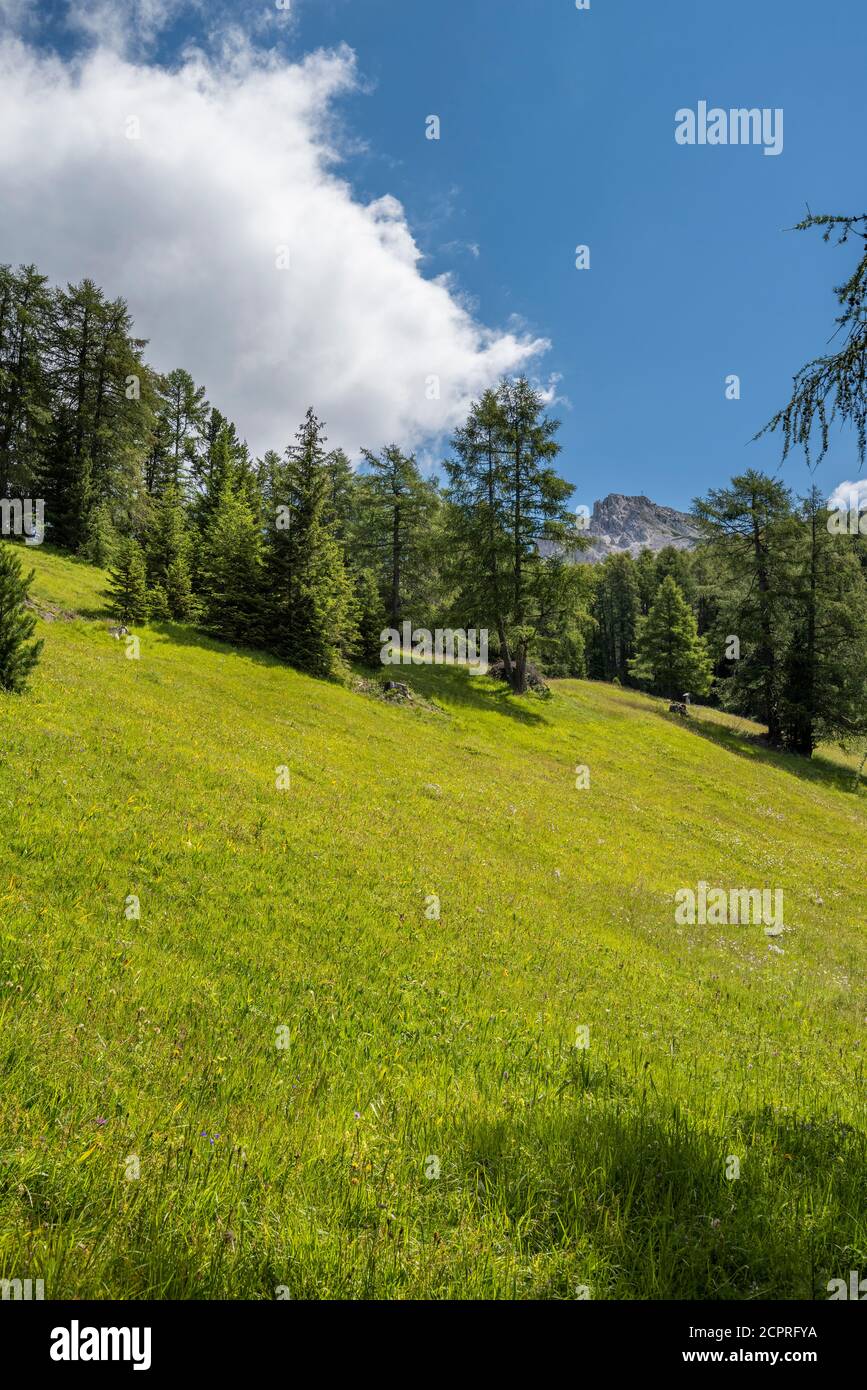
[0,545,865,1299]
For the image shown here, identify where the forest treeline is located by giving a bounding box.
[1,259,866,756]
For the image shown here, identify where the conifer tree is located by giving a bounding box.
[758,211,867,467]
[0,264,54,498]
[40,280,153,551]
[353,567,388,667]
[264,409,356,677]
[106,537,149,624]
[780,488,867,753]
[164,554,198,623]
[629,575,712,700]
[198,481,263,645]
[445,380,579,692]
[589,552,640,682]
[81,499,117,568]
[0,541,43,692]
[356,444,440,628]
[693,472,795,746]
[144,483,195,619]
[159,368,208,494]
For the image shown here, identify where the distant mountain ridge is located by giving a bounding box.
[541,493,702,564]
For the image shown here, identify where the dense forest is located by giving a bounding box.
[1,258,866,757]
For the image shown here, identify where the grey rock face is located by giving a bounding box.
[541,494,701,564]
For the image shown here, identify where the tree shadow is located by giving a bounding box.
[458,1070,866,1299]
[367,661,549,727]
[679,709,866,797]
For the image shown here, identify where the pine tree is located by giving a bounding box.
[589,552,640,682]
[0,264,54,499]
[158,368,208,495]
[147,582,170,621]
[0,541,43,692]
[39,279,154,551]
[629,575,712,700]
[356,444,440,629]
[353,567,387,667]
[143,483,195,619]
[757,212,867,468]
[780,488,867,753]
[106,537,149,624]
[263,409,356,677]
[81,499,117,567]
[693,472,795,745]
[198,481,263,645]
[164,554,198,623]
[445,380,580,691]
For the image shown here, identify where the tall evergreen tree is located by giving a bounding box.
[264,409,356,676]
[0,264,53,499]
[780,487,867,753]
[198,480,263,645]
[40,280,153,550]
[154,368,208,495]
[356,444,440,629]
[446,379,579,692]
[353,566,388,667]
[0,541,43,692]
[144,482,196,619]
[629,575,712,700]
[589,552,640,682]
[758,211,867,467]
[694,472,795,746]
[106,537,149,625]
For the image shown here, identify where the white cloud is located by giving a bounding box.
[0,34,548,459]
[828,480,867,512]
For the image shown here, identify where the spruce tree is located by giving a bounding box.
[629,575,712,700]
[589,552,640,682]
[0,264,54,498]
[0,541,43,692]
[356,444,440,629]
[198,481,263,645]
[164,554,198,623]
[693,472,795,746]
[144,483,195,619]
[758,212,867,468]
[445,380,580,691]
[106,537,149,624]
[264,409,357,677]
[81,500,117,568]
[353,567,387,667]
[40,280,154,552]
[780,488,867,753]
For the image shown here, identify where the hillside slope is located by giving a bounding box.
[0,546,865,1299]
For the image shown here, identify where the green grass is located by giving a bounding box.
[1,544,865,1299]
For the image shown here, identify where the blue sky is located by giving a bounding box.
[9,0,867,511]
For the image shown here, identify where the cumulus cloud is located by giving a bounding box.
[828,480,867,512]
[0,33,548,458]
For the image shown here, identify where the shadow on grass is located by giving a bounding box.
[683,710,866,797]
[460,1080,866,1299]
[136,626,546,729]
[366,660,549,727]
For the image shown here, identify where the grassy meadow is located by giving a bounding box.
[0,544,865,1299]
